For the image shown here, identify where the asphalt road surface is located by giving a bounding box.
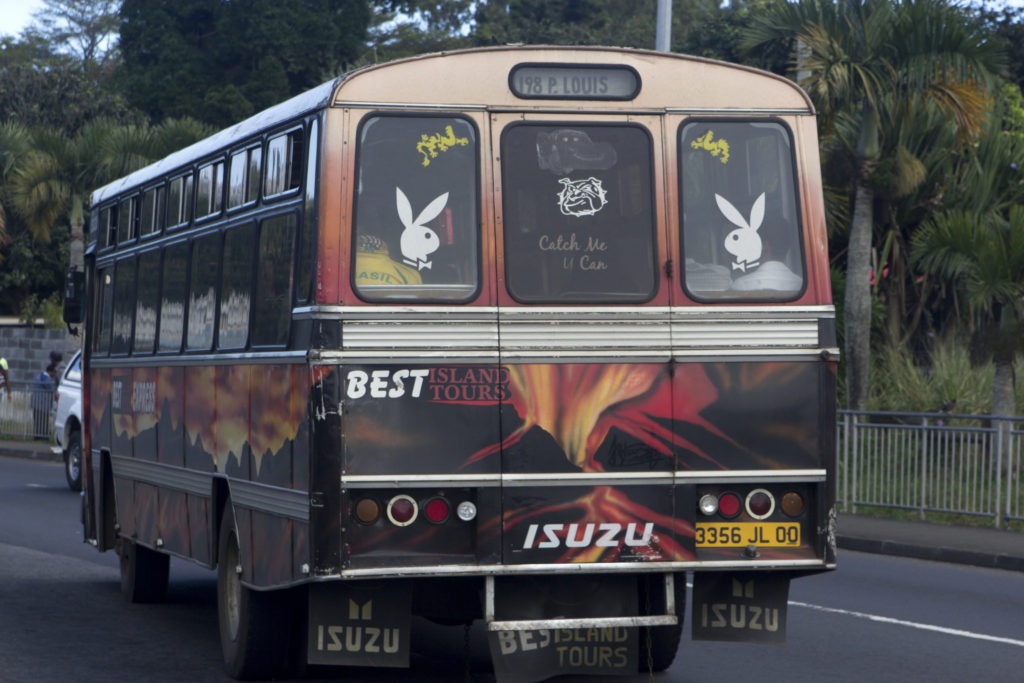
[2,455,1023,683]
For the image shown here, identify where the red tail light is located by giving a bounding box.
[423,497,450,524]
[718,492,742,519]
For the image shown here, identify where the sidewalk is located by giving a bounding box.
[2,438,1021,571]
[837,511,1024,572]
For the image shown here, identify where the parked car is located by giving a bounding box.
[54,350,83,491]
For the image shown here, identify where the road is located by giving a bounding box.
[2,454,1023,683]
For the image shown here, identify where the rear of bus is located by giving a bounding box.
[308,46,836,680]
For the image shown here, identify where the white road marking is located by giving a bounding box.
[790,600,1024,648]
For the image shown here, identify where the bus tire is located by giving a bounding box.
[217,506,282,680]
[119,538,169,603]
[64,428,82,491]
[638,573,685,673]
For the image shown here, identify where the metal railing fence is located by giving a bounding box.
[0,382,55,441]
[838,411,1023,528]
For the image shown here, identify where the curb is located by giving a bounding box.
[838,535,1024,572]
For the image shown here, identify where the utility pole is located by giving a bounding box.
[656,0,671,52]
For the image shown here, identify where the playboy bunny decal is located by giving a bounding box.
[715,192,765,273]
[396,187,447,271]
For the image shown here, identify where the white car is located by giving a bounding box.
[53,350,83,491]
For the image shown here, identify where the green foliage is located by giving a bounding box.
[0,218,67,315]
[18,292,65,329]
[869,333,994,414]
[115,0,372,128]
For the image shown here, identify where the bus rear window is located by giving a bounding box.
[680,120,805,300]
[501,124,657,303]
[351,115,479,302]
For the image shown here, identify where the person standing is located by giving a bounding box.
[32,364,56,440]
[0,357,11,400]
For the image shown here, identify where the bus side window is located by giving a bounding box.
[134,250,161,354]
[159,243,189,352]
[111,257,137,355]
[219,223,256,349]
[252,214,295,347]
[186,235,220,351]
[94,267,114,354]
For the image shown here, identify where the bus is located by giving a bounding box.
[65,45,837,682]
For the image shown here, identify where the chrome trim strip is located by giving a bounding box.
[90,350,308,368]
[502,473,676,486]
[677,469,827,483]
[337,558,826,579]
[340,469,826,488]
[665,107,812,115]
[111,455,210,496]
[343,474,502,488]
[229,479,309,522]
[109,456,309,521]
[335,101,488,111]
[298,304,834,318]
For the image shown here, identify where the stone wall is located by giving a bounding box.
[0,324,80,385]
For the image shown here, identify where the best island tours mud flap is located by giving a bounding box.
[307,581,412,667]
[486,574,641,683]
[691,572,790,644]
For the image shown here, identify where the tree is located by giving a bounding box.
[742,0,1002,410]
[911,207,1024,419]
[116,0,372,128]
[910,101,1024,420]
[21,0,121,79]
[472,0,661,47]
[7,118,213,287]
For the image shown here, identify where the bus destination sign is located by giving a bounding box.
[510,64,640,100]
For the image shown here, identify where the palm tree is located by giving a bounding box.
[9,117,213,278]
[742,0,1003,410]
[911,207,1024,420]
[910,102,1024,420]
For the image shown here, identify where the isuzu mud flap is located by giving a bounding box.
[307,581,412,667]
[691,572,789,644]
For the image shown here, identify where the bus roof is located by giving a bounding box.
[90,78,340,206]
[334,45,814,113]
[90,46,812,206]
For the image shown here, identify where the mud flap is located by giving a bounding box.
[307,581,412,667]
[691,572,789,644]
[487,575,638,683]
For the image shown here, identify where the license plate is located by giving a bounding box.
[695,522,801,548]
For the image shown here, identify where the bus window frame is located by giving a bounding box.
[296,117,319,305]
[133,247,163,355]
[217,221,257,351]
[156,239,191,355]
[264,126,305,201]
[251,210,298,349]
[110,255,138,357]
[677,116,808,304]
[227,144,262,212]
[139,183,166,239]
[166,172,194,231]
[195,158,226,222]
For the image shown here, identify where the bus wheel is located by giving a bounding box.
[638,573,685,673]
[217,507,282,680]
[64,429,82,491]
[119,538,169,603]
